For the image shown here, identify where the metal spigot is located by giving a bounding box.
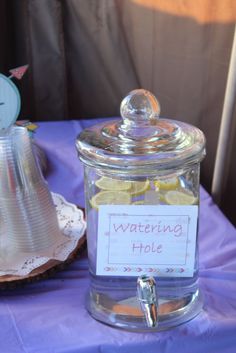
[137,275,158,328]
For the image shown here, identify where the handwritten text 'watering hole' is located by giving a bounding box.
[107,215,189,263]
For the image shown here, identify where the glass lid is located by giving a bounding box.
[76,89,205,171]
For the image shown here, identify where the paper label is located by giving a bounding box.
[96,205,198,277]
[0,74,21,129]
[0,66,28,130]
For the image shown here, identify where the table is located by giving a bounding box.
[0,119,236,353]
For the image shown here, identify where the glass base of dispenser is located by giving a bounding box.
[86,279,203,332]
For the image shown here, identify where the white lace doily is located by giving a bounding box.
[0,193,86,277]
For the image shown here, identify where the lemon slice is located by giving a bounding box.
[164,190,198,205]
[128,180,150,197]
[154,177,179,191]
[95,176,132,191]
[90,190,131,210]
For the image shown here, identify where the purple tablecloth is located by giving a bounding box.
[1,119,236,353]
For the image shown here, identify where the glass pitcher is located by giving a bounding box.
[76,89,206,331]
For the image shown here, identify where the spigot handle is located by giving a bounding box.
[137,275,158,328]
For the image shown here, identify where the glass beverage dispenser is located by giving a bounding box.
[76,89,206,331]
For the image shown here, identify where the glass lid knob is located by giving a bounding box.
[120,89,161,124]
[119,89,161,139]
